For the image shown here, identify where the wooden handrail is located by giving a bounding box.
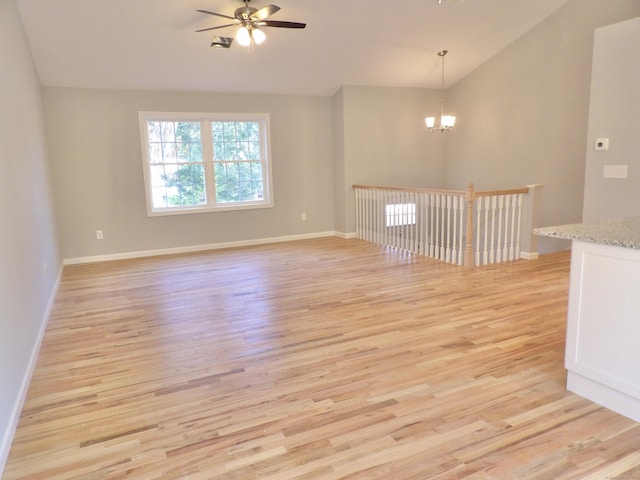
[352,184,466,196]
[476,187,530,197]
[352,184,530,197]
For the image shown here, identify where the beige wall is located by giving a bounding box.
[0,0,61,469]
[44,88,335,260]
[582,17,640,222]
[444,0,640,252]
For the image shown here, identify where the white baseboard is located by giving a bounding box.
[568,371,640,423]
[0,264,63,476]
[64,231,345,265]
[520,251,539,260]
[336,231,357,239]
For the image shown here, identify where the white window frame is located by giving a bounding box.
[138,111,274,216]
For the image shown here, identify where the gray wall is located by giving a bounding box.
[339,86,446,234]
[0,0,61,468]
[46,84,447,258]
[582,17,640,222]
[444,0,640,252]
[44,88,335,260]
[332,88,347,233]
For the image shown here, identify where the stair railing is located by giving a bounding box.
[353,183,542,266]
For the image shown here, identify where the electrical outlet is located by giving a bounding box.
[96,230,104,239]
[595,138,610,151]
[301,212,307,221]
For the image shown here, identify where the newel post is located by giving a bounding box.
[464,182,475,267]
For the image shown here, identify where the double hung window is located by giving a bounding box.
[139,112,273,216]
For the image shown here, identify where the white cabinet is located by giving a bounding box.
[565,240,640,422]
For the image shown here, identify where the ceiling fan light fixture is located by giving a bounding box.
[236,26,251,46]
[252,28,266,45]
[196,2,305,50]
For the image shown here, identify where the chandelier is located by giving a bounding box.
[425,50,456,132]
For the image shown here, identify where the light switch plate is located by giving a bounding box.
[603,165,627,179]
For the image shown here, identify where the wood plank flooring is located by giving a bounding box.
[4,237,640,479]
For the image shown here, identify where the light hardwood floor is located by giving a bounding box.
[4,237,640,479]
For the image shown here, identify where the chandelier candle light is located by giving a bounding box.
[425,50,456,132]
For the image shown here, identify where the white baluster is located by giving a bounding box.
[371,188,377,243]
[482,197,489,266]
[436,194,443,259]
[363,189,369,241]
[372,189,378,244]
[452,196,458,265]
[404,191,408,251]
[398,192,402,248]
[515,193,523,259]
[438,194,447,260]
[404,192,410,253]
[411,192,418,254]
[458,195,465,265]
[446,195,452,262]
[429,193,435,258]
[402,191,408,252]
[502,194,511,261]
[423,193,430,257]
[377,190,383,246]
[419,193,425,255]
[496,195,504,263]
[475,198,481,266]
[394,190,401,250]
[354,189,360,238]
[387,190,393,248]
[509,194,517,260]
[489,196,497,264]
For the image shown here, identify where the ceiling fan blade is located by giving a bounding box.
[210,36,234,48]
[196,23,237,33]
[196,9,235,21]
[260,20,306,29]
[251,4,280,21]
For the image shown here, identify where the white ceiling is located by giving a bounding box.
[16,0,571,97]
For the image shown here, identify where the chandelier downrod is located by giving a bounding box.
[425,49,456,133]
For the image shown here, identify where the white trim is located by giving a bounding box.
[336,231,357,240]
[0,264,63,475]
[568,371,640,423]
[64,231,340,265]
[519,251,539,260]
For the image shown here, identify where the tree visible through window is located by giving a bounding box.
[139,112,273,216]
[212,121,264,204]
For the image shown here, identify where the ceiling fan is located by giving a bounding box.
[196,0,306,49]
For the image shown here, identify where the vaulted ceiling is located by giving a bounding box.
[16,0,571,96]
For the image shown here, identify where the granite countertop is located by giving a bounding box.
[533,216,640,249]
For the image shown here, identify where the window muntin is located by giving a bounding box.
[139,112,272,216]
